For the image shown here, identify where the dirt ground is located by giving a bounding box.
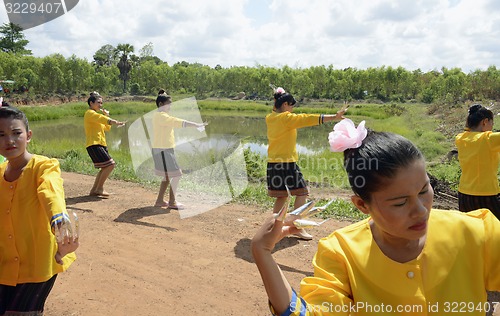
[43,172,471,316]
[44,172,352,315]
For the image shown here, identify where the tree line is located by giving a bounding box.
[1,23,500,104]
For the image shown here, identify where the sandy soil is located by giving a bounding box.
[44,172,352,315]
[44,172,499,316]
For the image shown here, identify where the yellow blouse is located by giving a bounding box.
[84,109,111,147]
[266,112,322,163]
[152,111,185,149]
[0,155,76,286]
[455,131,500,195]
[274,209,500,315]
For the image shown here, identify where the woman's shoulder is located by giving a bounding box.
[319,218,371,249]
[430,208,493,231]
[29,155,60,169]
[84,109,101,119]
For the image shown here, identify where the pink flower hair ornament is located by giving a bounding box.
[275,87,286,94]
[328,118,368,152]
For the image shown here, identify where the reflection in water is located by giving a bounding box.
[29,112,332,155]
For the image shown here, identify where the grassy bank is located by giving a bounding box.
[22,98,458,220]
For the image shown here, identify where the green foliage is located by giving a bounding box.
[2,48,500,104]
[130,82,142,95]
[427,160,461,191]
[0,23,31,55]
[235,183,273,209]
[318,198,367,222]
[243,148,266,182]
[24,99,463,221]
[21,101,153,122]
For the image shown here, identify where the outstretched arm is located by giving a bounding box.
[252,214,301,314]
[183,121,208,128]
[107,118,126,126]
[322,103,349,123]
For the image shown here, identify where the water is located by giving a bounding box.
[29,112,335,156]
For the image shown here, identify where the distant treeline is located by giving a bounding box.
[1,51,500,103]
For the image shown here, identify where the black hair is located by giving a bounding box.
[466,103,493,128]
[1,100,10,107]
[0,106,29,131]
[343,131,424,201]
[87,91,102,106]
[156,89,172,107]
[274,91,296,109]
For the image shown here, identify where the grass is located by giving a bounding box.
[21,101,154,122]
[21,98,456,220]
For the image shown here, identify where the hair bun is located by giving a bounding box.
[469,104,482,114]
[90,91,100,97]
[158,89,166,95]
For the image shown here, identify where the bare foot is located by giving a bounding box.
[89,191,111,198]
[154,201,169,207]
[168,202,185,210]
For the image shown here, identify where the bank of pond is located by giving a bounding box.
[24,99,459,220]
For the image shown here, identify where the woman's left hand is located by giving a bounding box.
[55,235,79,264]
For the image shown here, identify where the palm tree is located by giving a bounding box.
[115,43,135,93]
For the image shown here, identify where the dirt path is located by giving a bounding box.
[44,172,352,315]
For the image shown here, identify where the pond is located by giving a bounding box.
[28,110,339,217]
[29,111,336,157]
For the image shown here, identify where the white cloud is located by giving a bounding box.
[0,0,497,72]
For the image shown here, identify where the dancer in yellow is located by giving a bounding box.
[253,122,500,315]
[84,92,125,198]
[152,90,207,209]
[0,106,78,314]
[456,103,500,219]
[266,87,345,240]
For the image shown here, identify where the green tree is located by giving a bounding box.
[93,44,116,68]
[0,23,31,55]
[139,42,154,58]
[115,43,134,93]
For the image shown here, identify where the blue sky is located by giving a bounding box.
[1,0,500,72]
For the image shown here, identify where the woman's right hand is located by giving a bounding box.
[251,213,301,254]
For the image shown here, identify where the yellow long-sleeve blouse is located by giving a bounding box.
[0,155,76,286]
[266,112,323,163]
[84,109,111,147]
[273,209,500,315]
[455,131,500,195]
[152,111,185,149]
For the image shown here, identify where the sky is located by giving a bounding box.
[2,0,500,72]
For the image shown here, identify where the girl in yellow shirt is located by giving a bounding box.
[0,106,78,314]
[84,92,125,198]
[151,90,206,209]
[455,103,500,219]
[253,125,500,315]
[266,87,345,240]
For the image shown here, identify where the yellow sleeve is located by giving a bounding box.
[298,238,353,315]
[157,112,185,128]
[469,209,500,290]
[487,132,500,152]
[87,109,111,126]
[35,158,68,229]
[283,113,322,130]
